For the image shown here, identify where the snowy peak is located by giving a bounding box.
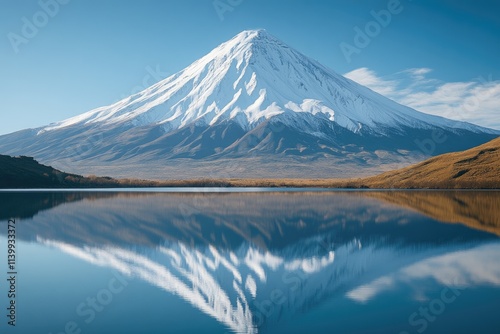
[207,29,288,62]
[39,30,496,137]
[212,29,279,52]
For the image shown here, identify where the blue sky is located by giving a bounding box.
[1,0,499,135]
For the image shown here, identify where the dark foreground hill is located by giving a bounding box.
[0,155,121,188]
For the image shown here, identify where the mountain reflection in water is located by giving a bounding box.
[1,190,499,334]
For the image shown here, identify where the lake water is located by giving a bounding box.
[0,190,499,334]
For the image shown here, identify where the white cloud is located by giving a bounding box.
[344,68,500,130]
[403,67,433,81]
[343,67,399,97]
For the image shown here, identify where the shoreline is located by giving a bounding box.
[1,177,500,191]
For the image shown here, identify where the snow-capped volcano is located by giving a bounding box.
[0,30,498,178]
[40,29,492,135]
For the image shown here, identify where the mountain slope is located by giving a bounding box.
[0,30,498,179]
[361,136,500,188]
[2,136,498,189]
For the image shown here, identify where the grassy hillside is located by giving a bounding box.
[361,136,500,188]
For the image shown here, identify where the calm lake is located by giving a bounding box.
[1,190,499,334]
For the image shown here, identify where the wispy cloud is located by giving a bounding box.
[343,68,399,97]
[346,243,500,303]
[344,67,500,129]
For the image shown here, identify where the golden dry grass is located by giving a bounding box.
[360,136,500,189]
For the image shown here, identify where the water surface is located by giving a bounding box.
[0,190,499,334]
